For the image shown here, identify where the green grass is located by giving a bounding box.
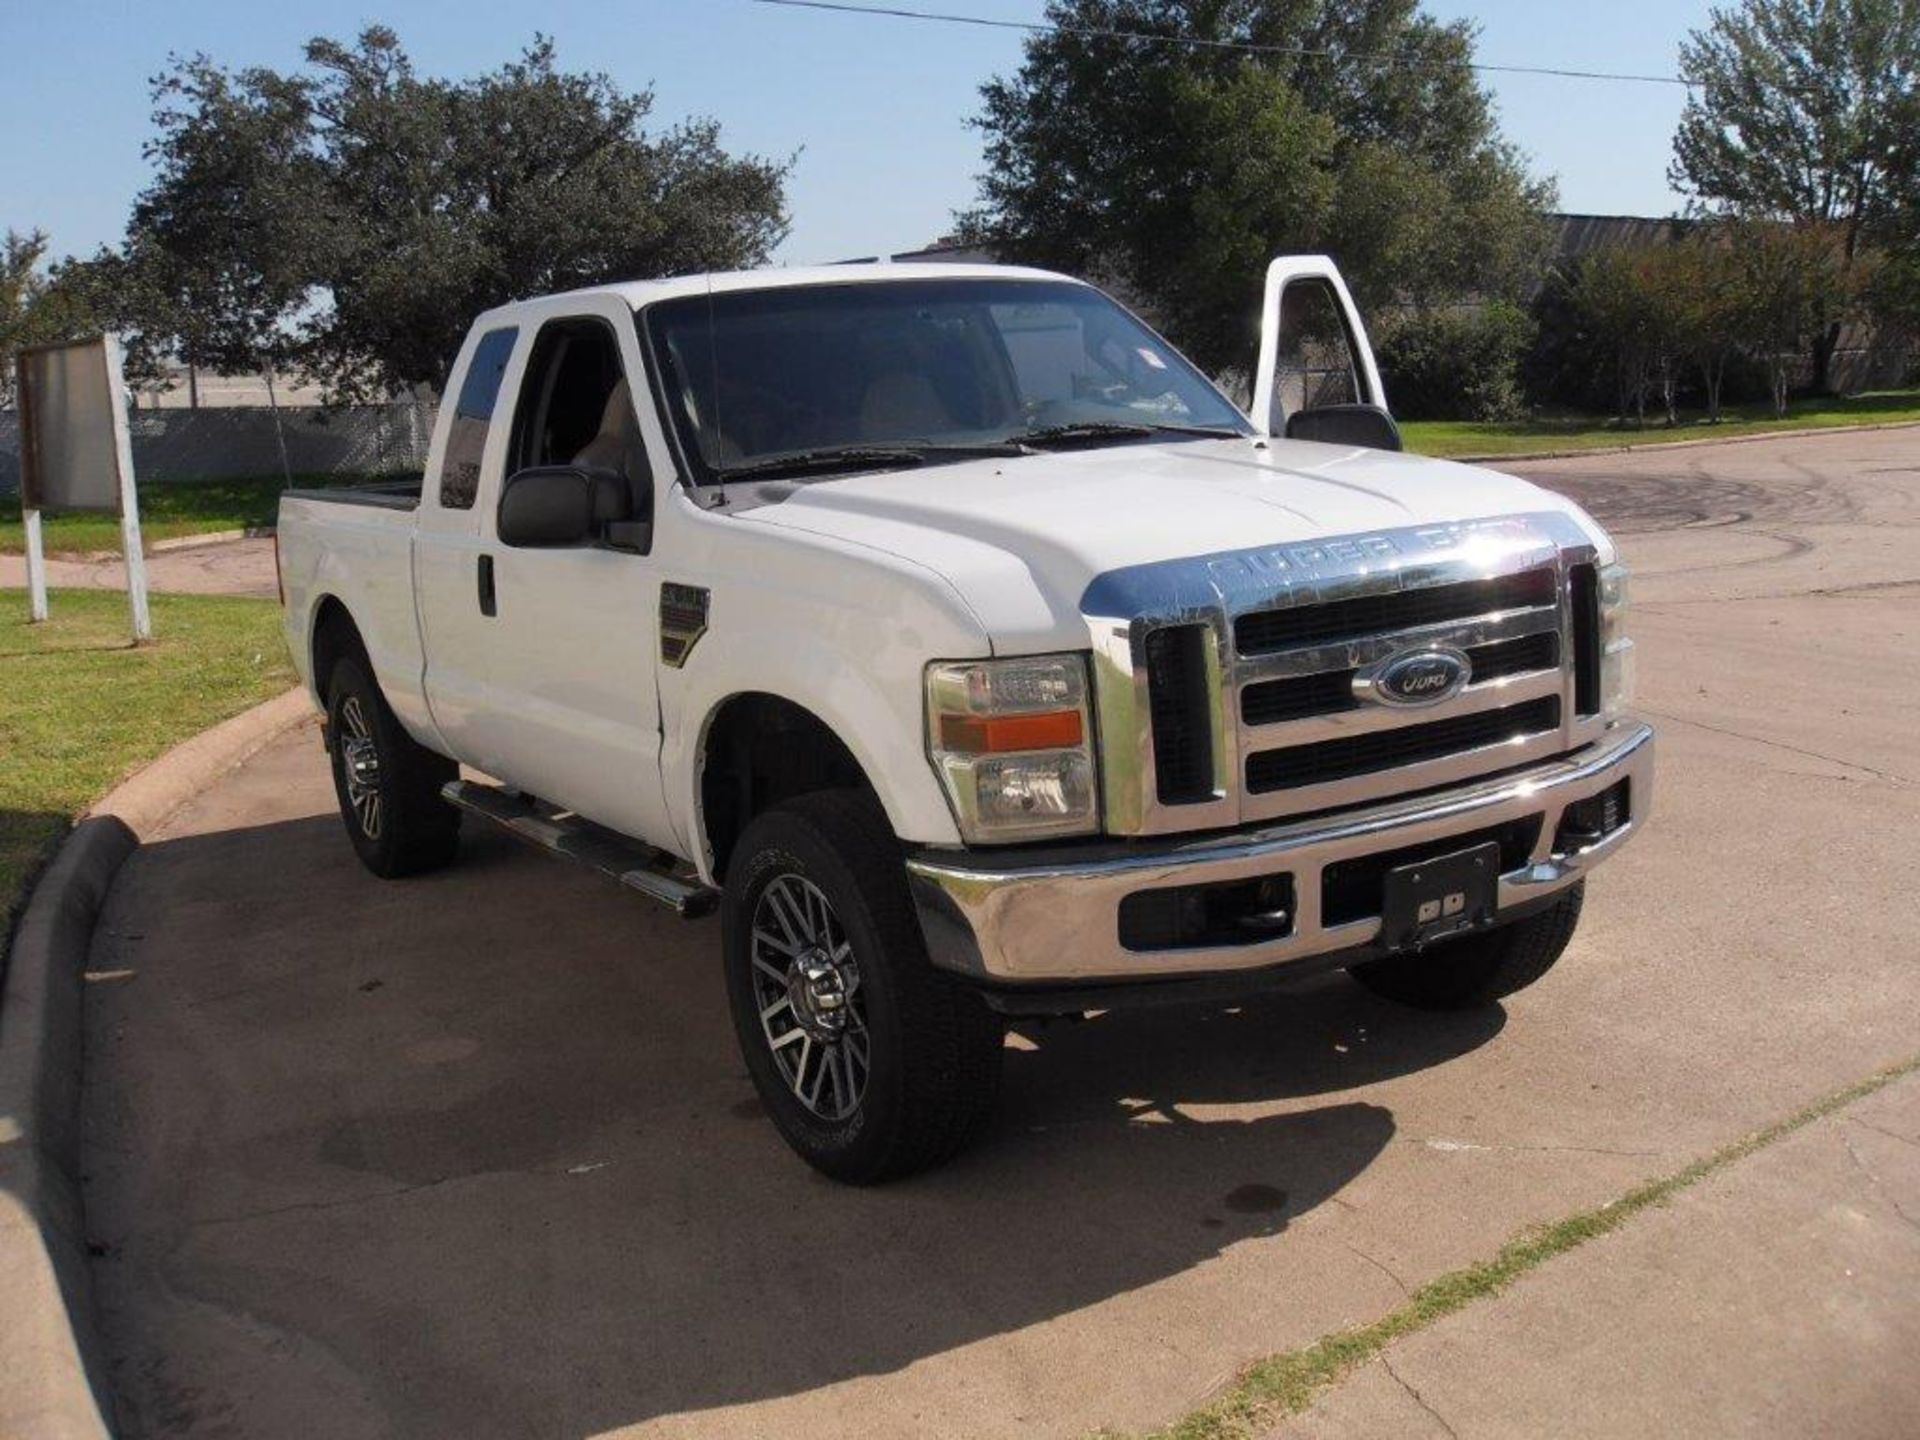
[1401,388,1920,459]
[0,587,296,969]
[1132,1049,1920,1440]
[0,472,399,557]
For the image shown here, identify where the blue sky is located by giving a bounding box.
[2,1,1711,267]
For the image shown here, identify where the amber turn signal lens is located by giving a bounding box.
[938,709,1085,754]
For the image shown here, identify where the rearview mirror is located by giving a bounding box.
[1283,403,1404,453]
[497,466,631,548]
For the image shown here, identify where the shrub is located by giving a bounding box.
[1377,302,1533,422]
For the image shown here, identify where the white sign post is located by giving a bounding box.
[103,337,152,641]
[15,335,151,641]
[21,507,49,622]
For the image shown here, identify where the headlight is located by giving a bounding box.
[926,654,1099,843]
[1599,562,1634,715]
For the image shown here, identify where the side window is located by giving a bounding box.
[508,317,648,494]
[1272,279,1360,422]
[439,326,518,510]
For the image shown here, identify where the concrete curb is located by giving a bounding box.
[1447,416,1920,466]
[147,527,273,554]
[92,688,314,835]
[19,529,271,564]
[0,818,134,1440]
[0,688,315,1439]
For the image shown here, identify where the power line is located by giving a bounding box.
[748,0,1695,88]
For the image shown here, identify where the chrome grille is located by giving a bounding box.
[1082,513,1610,836]
[1241,630,1560,726]
[1234,568,1557,654]
[1246,696,1563,792]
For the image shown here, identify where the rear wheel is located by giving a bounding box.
[722,789,1004,1183]
[325,653,460,878]
[1348,883,1584,1010]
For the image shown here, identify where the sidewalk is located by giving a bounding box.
[0,536,276,600]
[1282,1070,1920,1439]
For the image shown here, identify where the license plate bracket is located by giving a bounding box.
[1379,841,1500,952]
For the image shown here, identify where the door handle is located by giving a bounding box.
[477,554,496,617]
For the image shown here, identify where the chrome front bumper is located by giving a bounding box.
[906,722,1653,987]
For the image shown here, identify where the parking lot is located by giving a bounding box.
[80,428,1920,1438]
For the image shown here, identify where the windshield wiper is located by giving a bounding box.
[1011,421,1247,449]
[713,441,1022,483]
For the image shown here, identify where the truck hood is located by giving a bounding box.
[738,436,1608,653]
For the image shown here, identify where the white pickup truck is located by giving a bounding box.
[278,256,1651,1182]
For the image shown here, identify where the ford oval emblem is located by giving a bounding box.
[1360,648,1471,708]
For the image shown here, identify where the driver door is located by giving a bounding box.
[467,300,676,849]
[1252,256,1399,449]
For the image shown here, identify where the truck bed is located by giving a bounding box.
[283,476,423,512]
[277,481,429,732]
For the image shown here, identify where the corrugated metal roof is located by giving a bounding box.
[1548,213,1685,261]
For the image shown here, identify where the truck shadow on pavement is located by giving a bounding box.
[84,815,1507,1438]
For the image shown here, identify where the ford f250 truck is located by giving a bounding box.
[278,256,1651,1183]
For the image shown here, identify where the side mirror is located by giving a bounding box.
[1284,403,1404,453]
[497,466,631,548]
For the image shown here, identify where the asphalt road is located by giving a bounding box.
[79,428,1919,1438]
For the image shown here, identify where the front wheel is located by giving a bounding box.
[721,790,1005,1184]
[1348,882,1585,1010]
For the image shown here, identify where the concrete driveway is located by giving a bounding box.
[0,536,277,599]
[79,429,1919,1437]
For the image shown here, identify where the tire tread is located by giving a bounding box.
[724,789,1003,1183]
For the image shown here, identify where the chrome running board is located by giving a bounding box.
[440,779,718,919]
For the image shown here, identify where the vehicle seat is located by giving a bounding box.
[860,374,953,441]
[572,379,652,508]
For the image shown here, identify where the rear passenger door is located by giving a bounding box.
[465,301,676,849]
[416,322,520,766]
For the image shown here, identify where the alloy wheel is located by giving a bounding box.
[748,873,869,1121]
[338,695,384,840]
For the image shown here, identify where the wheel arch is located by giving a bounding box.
[307,595,366,704]
[696,691,887,885]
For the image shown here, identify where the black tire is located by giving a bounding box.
[721,789,1005,1184]
[325,652,460,879]
[1348,882,1585,1010]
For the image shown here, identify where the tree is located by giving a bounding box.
[964,0,1555,377]
[0,229,107,406]
[1568,248,1667,425]
[1866,242,1920,356]
[123,28,791,400]
[1670,0,1920,387]
[2,230,58,406]
[1374,301,1532,422]
[1664,227,1748,421]
[1728,220,1850,415]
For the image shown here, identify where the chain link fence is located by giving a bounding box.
[0,401,436,496]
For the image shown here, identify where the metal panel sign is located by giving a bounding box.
[17,338,123,512]
[13,335,150,638]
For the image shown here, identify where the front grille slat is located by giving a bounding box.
[1247,697,1562,793]
[1241,631,1559,727]
[1235,569,1557,656]
[1470,631,1560,684]
[1570,562,1600,716]
[1144,624,1216,804]
[1241,669,1358,725]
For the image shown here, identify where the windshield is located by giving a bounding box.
[641,277,1250,484]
